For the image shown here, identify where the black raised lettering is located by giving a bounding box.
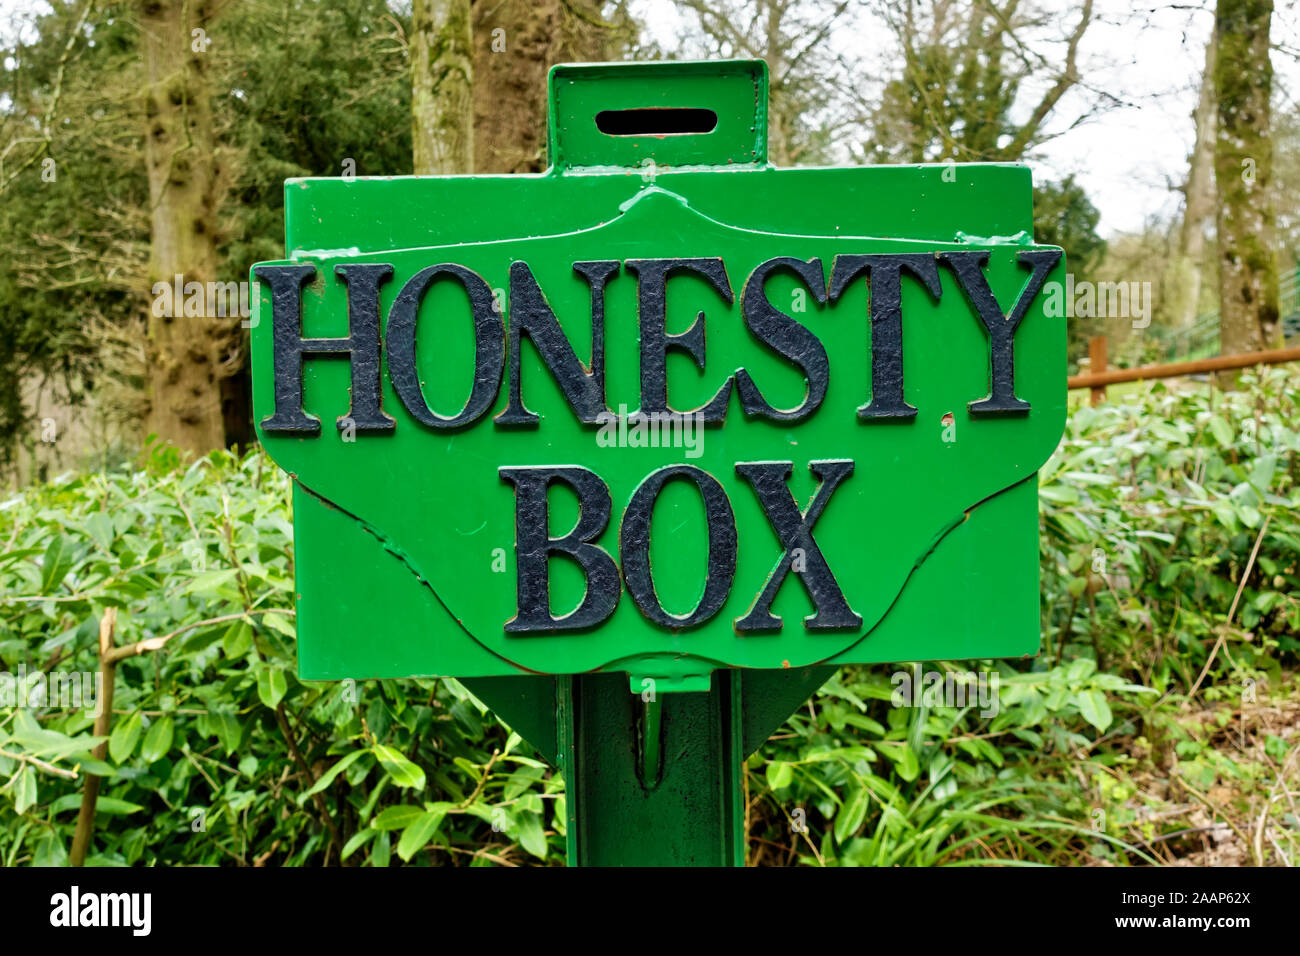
[938,249,1061,416]
[388,264,503,430]
[735,459,861,632]
[625,257,734,423]
[495,260,618,428]
[255,263,395,435]
[828,254,943,422]
[619,465,737,629]
[499,466,620,633]
[735,257,829,423]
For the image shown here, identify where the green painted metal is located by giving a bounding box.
[637,694,663,789]
[464,664,834,863]
[738,664,838,757]
[548,60,767,170]
[250,59,1065,866]
[461,675,559,763]
[558,671,744,866]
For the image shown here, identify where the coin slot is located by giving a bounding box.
[595,108,718,137]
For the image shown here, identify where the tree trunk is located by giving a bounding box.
[472,0,615,174]
[1214,0,1279,366]
[764,0,791,166]
[140,0,227,454]
[1170,32,1217,331]
[411,0,473,175]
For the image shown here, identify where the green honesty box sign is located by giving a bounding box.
[250,60,1065,866]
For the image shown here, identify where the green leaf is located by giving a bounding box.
[140,716,174,763]
[1212,499,1239,531]
[181,624,225,654]
[257,666,288,709]
[1077,689,1113,732]
[371,830,391,867]
[372,804,425,831]
[8,715,102,761]
[879,741,920,781]
[1053,512,1090,542]
[262,613,297,639]
[305,749,367,797]
[1208,415,1235,448]
[1249,453,1277,494]
[211,711,242,756]
[91,796,146,815]
[372,745,426,790]
[450,699,484,736]
[1236,503,1262,528]
[843,714,886,736]
[32,829,67,867]
[1066,657,1097,682]
[85,512,115,552]
[108,711,144,763]
[894,743,920,782]
[1149,422,1186,445]
[190,568,239,597]
[1039,484,1080,505]
[40,535,74,592]
[396,809,446,861]
[342,828,376,861]
[0,546,41,572]
[47,794,143,815]
[515,811,548,860]
[765,760,794,790]
[14,766,36,814]
[834,786,870,844]
[222,620,253,657]
[503,765,545,800]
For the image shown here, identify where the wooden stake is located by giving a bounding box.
[70,607,117,867]
[1088,335,1108,406]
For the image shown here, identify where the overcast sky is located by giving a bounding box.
[4,0,1297,238]
[634,0,1300,238]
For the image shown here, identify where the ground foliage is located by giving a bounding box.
[1,372,1297,865]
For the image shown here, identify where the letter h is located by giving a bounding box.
[253,263,395,434]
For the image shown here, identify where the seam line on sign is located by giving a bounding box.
[285,185,1013,262]
[294,473,1037,676]
[292,477,543,675]
[819,472,1039,664]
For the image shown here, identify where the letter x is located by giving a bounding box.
[735,460,862,632]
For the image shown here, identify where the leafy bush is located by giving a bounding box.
[745,369,1299,865]
[2,370,1297,865]
[0,445,562,866]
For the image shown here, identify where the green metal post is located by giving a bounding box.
[638,694,663,790]
[467,664,835,866]
[558,672,744,866]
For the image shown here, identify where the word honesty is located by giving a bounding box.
[254,249,1061,435]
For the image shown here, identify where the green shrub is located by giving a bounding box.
[744,369,1299,865]
[0,445,562,866]
[2,369,1297,865]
